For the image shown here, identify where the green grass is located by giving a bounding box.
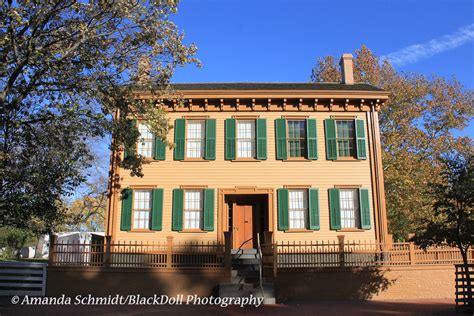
[0,258,48,263]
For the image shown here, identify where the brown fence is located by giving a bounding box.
[455,264,473,310]
[262,240,473,271]
[49,236,225,269]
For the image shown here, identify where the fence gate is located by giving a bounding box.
[0,262,47,296]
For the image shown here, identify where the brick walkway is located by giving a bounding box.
[0,298,460,316]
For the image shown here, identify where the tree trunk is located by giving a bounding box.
[34,235,45,258]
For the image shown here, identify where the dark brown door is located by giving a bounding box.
[233,204,253,249]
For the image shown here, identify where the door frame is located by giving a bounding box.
[217,187,274,245]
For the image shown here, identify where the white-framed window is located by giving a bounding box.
[237,120,256,158]
[184,190,203,229]
[186,120,205,158]
[133,190,151,229]
[339,189,360,228]
[137,123,153,158]
[288,189,308,229]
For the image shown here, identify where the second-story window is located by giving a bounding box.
[186,120,205,158]
[336,120,356,158]
[137,123,153,158]
[237,120,256,158]
[287,120,307,158]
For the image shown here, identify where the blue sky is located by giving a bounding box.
[170,0,473,137]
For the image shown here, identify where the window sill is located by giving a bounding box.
[182,158,211,162]
[283,158,312,162]
[331,158,362,162]
[336,228,365,232]
[284,229,314,233]
[179,229,209,233]
[128,230,157,233]
[231,158,261,162]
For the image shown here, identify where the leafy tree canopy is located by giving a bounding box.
[1,0,198,234]
[311,46,473,239]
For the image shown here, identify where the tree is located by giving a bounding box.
[1,0,199,235]
[311,46,474,240]
[412,154,473,306]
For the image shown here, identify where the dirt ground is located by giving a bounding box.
[0,298,467,316]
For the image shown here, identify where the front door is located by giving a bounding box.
[233,203,253,249]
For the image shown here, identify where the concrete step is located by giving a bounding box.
[231,248,257,255]
[232,258,260,265]
[231,269,259,278]
[232,253,258,260]
[231,264,259,271]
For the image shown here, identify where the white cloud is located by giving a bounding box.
[382,24,474,66]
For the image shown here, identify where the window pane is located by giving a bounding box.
[186,121,205,158]
[184,190,203,229]
[339,189,360,228]
[137,123,153,158]
[237,120,256,158]
[133,190,151,229]
[287,120,306,158]
[336,120,356,158]
[288,189,308,229]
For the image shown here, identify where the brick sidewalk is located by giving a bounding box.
[0,298,460,316]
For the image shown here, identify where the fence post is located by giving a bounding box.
[48,234,57,265]
[224,232,232,271]
[409,242,415,265]
[273,242,278,278]
[166,236,174,268]
[104,235,111,267]
[338,235,345,267]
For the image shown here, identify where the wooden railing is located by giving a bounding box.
[262,239,473,270]
[49,236,226,269]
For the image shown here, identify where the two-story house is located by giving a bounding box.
[105,54,390,249]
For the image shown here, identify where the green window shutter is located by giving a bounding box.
[275,118,287,160]
[328,188,341,230]
[324,119,337,160]
[256,118,267,160]
[225,119,236,160]
[205,119,216,160]
[308,188,320,230]
[306,119,318,160]
[150,189,163,230]
[203,189,215,231]
[277,188,289,231]
[355,119,367,160]
[359,188,371,229]
[124,120,137,159]
[120,189,133,231]
[172,189,184,231]
[154,136,166,160]
[174,119,185,161]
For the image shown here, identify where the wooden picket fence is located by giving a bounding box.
[49,237,225,269]
[262,240,473,269]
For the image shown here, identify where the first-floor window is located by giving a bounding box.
[184,190,203,229]
[339,189,360,228]
[137,123,153,158]
[133,190,151,229]
[237,120,256,158]
[288,189,308,229]
[186,120,205,158]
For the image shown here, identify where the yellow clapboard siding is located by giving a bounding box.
[112,111,378,243]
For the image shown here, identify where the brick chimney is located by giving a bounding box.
[339,53,354,85]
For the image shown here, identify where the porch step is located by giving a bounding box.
[231,253,258,260]
[232,258,260,265]
[218,283,276,305]
[231,249,257,255]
